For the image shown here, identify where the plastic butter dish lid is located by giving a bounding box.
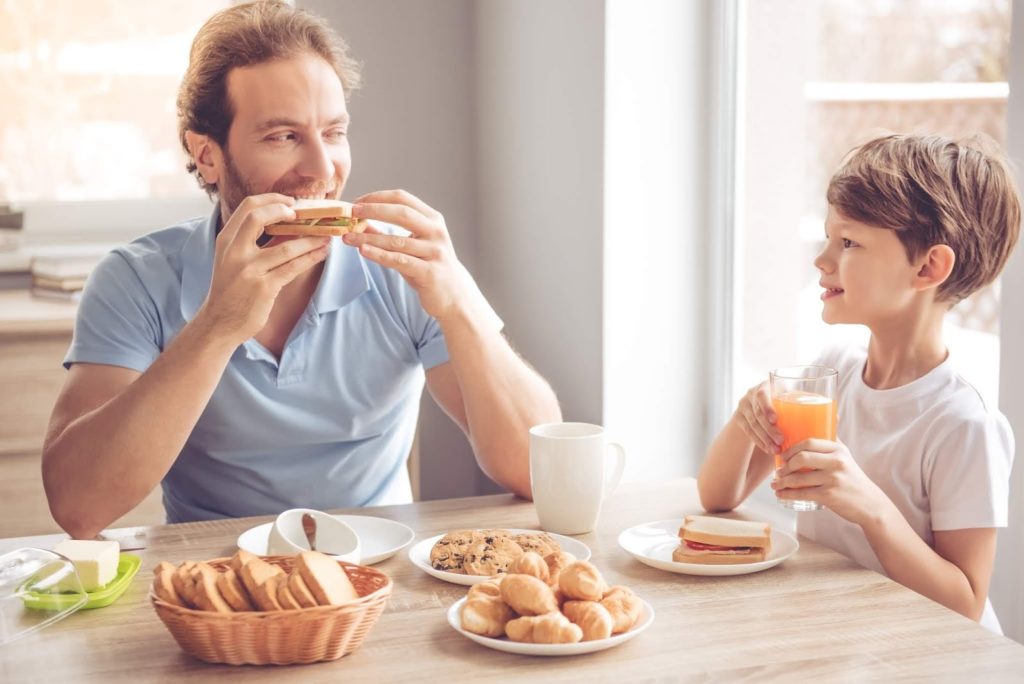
[0,548,141,645]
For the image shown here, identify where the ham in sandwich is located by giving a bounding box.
[672,515,771,565]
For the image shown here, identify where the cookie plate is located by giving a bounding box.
[617,518,799,576]
[408,529,591,586]
[447,596,654,656]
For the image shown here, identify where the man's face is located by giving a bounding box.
[217,53,351,215]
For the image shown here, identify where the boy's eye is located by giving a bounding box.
[842,238,857,248]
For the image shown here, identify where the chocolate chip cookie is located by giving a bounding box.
[430,529,477,573]
[462,536,525,576]
[513,532,561,558]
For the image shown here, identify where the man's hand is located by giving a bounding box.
[772,438,887,525]
[197,194,331,344]
[342,189,484,323]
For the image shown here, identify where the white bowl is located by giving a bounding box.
[267,508,361,563]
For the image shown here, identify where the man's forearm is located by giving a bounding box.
[439,306,561,500]
[43,313,238,538]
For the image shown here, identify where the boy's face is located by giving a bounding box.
[215,52,352,215]
[814,206,922,326]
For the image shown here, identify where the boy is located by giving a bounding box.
[697,134,1020,633]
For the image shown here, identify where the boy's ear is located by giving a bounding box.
[914,244,956,292]
[184,131,224,187]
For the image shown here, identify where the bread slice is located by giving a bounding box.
[288,570,318,608]
[678,515,771,550]
[171,561,199,609]
[277,581,303,610]
[192,563,234,613]
[251,575,285,611]
[217,568,255,611]
[229,549,259,575]
[152,562,182,606]
[296,551,359,606]
[239,556,285,610]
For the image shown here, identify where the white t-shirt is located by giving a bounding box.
[797,344,1014,634]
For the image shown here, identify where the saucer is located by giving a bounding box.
[237,515,414,565]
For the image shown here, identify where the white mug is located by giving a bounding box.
[529,422,626,535]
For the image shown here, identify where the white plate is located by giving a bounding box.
[237,515,415,565]
[447,596,654,656]
[617,518,799,576]
[408,529,591,586]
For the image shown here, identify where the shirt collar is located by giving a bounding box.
[179,207,370,323]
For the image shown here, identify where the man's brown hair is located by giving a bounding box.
[827,133,1021,303]
[177,0,361,195]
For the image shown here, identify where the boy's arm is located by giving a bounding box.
[863,507,995,621]
[698,381,781,511]
[697,417,776,511]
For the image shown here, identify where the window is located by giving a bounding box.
[734,0,1012,406]
[0,1,228,205]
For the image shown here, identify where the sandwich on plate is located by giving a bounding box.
[265,199,368,237]
[672,515,771,565]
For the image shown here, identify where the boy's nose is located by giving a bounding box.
[813,249,834,273]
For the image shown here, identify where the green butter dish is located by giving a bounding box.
[20,553,141,611]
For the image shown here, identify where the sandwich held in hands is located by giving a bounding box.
[672,515,772,565]
[265,199,368,237]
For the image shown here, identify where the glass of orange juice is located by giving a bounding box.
[769,365,838,512]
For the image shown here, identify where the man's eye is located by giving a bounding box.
[267,133,296,142]
[324,129,347,141]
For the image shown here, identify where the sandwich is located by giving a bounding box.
[265,198,367,237]
[672,515,771,565]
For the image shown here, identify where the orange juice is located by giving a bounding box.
[771,391,837,469]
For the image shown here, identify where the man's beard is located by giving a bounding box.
[217,146,342,223]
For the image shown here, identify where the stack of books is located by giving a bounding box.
[30,248,109,302]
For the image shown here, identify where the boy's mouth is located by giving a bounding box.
[821,287,844,301]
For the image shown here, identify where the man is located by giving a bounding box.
[42,1,561,538]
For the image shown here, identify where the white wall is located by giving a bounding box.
[473,1,606,433]
[991,0,1024,644]
[604,0,713,480]
[302,0,483,499]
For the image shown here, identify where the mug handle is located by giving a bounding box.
[604,442,626,497]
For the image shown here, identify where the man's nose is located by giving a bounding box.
[297,136,335,181]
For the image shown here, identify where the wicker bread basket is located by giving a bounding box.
[150,556,392,666]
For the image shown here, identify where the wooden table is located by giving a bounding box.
[3,479,1023,681]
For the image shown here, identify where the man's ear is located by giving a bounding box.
[914,244,956,292]
[184,131,223,187]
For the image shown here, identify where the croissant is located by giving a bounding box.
[460,595,515,637]
[467,575,504,601]
[562,600,614,641]
[601,585,643,634]
[543,551,576,587]
[558,561,608,601]
[505,612,583,644]
[500,573,558,616]
[508,551,550,584]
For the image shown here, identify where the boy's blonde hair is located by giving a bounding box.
[177,0,361,196]
[826,133,1021,303]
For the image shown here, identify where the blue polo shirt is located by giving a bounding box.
[65,209,450,523]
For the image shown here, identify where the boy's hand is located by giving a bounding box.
[732,381,784,455]
[772,438,887,525]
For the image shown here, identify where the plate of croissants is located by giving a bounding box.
[447,554,654,656]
